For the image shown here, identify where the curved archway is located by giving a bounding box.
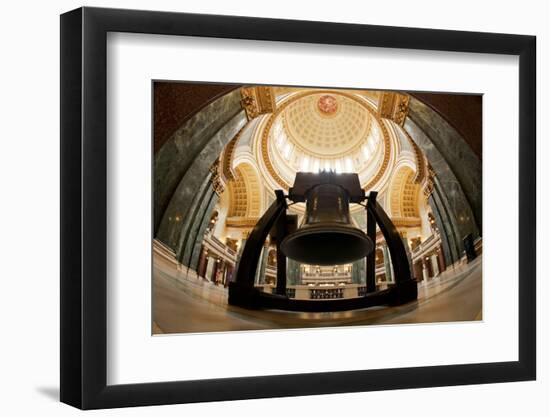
[389,166,420,219]
[227,163,263,220]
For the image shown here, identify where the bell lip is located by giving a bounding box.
[280,226,374,265]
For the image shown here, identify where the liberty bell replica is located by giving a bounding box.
[280,171,374,265]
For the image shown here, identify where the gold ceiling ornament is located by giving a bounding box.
[391,217,422,228]
[259,90,392,190]
[422,165,436,199]
[209,158,225,196]
[225,217,261,228]
[378,92,410,127]
[240,86,276,120]
[317,94,339,116]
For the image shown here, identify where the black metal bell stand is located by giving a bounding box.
[228,172,418,312]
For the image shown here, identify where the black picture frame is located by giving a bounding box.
[60,6,536,410]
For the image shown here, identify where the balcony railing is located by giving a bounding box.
[203,233,238,264]
[411,233,441,262]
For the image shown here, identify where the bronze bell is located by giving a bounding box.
[280,178,374,265]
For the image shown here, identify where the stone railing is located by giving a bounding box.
[265,264,277,279]
[153,239,179,267]
[411,234,441,263]
[202,233,238,265]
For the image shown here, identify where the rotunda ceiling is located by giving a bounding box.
[256,90,388,192]
[282,92,373,158]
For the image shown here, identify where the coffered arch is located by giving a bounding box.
[389,165,421,219]
[228,162,263,219]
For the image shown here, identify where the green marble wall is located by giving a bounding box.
[287,258,301,286]
[175,172,213,260]
[181,186,218,266]
[351,258,366,284]
[156,106,247,250]
[404,116,479,256]
[407,98,482,235]
[154,88,245,238]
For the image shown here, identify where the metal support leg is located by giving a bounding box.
[275,212,288,296]
[366,200,376,293]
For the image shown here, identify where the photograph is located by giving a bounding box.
[152,83,483,334]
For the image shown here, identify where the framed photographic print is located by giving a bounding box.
[60,6,536,409]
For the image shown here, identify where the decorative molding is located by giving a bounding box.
[391,217,422,228]
[241,86,276,120]
[225,217,260,228]
[378,92,410,127]
[422,165,436,199]
[209,158,225,195]
[220,128,243,182]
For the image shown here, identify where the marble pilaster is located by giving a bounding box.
[175,172,213,259]
[180,185,216,266]
[428,193,457,267]
[431,254,440,276]
[382,245,393,283]
[188,193,220,271]
[422,260,429,281]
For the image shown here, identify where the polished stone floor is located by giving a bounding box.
[153,256,482,334]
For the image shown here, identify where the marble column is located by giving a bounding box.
[382,245,393,283]
[431,254,440,277]
[255,244,269,285]
[352,258,366,285]
[224,264,234,286]
[205,257,215,282]
[422,260,429,282]
[437,247,446,272]
[197,247,208,278]
[286,258,301,286]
